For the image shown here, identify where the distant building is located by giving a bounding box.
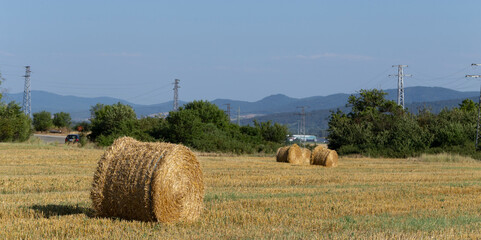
[288,135,317,142]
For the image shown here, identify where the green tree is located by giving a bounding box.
[166,108,204,145]
[0,74,32,141]
[33,111,53,131]
[162,100,285,153]
[0,102,32,141]
[253,120,289,143]
[165,100,229,145]
[89,102,151,146]
[181,100,230,128]
[347,89,402,120]
[53,112,72,128]
[328,89,431,157]
[459,99,477,112]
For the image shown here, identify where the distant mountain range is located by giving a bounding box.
[2,91,185,120]
[2,87,479,130]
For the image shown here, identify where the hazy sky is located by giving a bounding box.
[1,1,481,105]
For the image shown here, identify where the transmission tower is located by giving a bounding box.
[390,65,412,109]
[237,106,240,126]
[296,106,307,140]
[224,103,231,120]
[22,66,31,118]
[466,63,481,149]
[173,79,180,111]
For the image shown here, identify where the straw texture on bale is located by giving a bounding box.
[311,145,338,167]
[301,148,312,165]
[287,144,310,165]
[90,137,204,223]
[276,146,289,163]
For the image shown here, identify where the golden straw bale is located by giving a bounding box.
[301,148,311,165]
[287,144,310,165]
[90,137,204,223]
[276,146,289,163]
[287,144,302,164]
[310,145,325,164]
[311,145,338,167]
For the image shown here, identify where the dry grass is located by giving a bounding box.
[2,143,481,239]
[416,153,478,163]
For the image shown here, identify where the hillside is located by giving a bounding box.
[2,86,478,122]
[2,91,184,120]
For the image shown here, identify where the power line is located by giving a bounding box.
[352,67,392,91]
[296,106,307,141]
[224,103,231,120]
[237,106,240,126]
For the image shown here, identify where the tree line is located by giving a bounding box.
[87,101,289,153]
[328,89,481,159]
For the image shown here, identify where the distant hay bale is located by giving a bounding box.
[90,137,204,223]
[301,148,311,165]
[287,144,310,165]
[276,146,289,163]
[311,145,338,167]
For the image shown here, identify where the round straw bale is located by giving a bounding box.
[311,145,338,167]
[310,145,325,164]
[301,148,312,165]
[90,137,204,223]
[287,144,309,165]
[276,146,289,162]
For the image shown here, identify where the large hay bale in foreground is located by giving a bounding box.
[311,145,338,167]
[287,144,310,165]
[90,137,204,223]
[276,146,289,163]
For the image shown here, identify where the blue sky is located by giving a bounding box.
[1,1,481,104]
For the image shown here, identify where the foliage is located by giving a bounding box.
[89,102,152,146]
[86,100,289,153]
[72,121,92,132]
[52,112,72,128]
[161,101,286,153]
[0,74,32,142]
[0,102,32,141]
[33,111,53,132]
[253,120,289,144]
[328,89,480,158]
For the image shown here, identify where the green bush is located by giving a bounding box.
[85,100,289,153]
[0,73,33,142]
[89,102,152,146]
[33,111,53,131]
[328,89,478,158]
[0,102,33,142]
[53,112,72,128]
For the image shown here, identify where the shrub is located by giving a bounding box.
[33,111,53,132]
[0,102,32,141]
[89,102,152,146]
[53,112,72,128]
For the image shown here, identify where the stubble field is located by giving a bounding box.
[1,142,481,239]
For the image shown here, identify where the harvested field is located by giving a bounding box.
[2,142,481,239]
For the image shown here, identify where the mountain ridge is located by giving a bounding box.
[2,86,478,121]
